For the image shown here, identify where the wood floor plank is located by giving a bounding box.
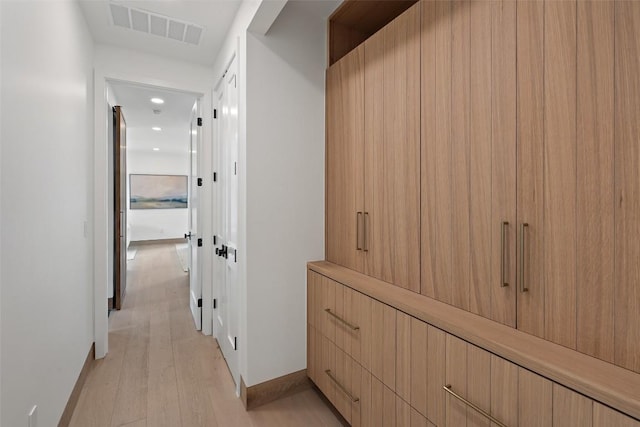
[70,244,339,426]
[146,365,181,427]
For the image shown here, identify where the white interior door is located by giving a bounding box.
[188,100,202,330]
[214,55,239,387]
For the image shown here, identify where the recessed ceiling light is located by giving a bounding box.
[151,98,164,104]
[152,127,162,131]
[153,148,160,151]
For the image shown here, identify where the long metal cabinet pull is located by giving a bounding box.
[363,212,369,252]
[520,223,529,293]
[356,212,363,250]
[326,370,359,402]
[501,221,509,287]
[443,385,508,427]
[325,308,360,331]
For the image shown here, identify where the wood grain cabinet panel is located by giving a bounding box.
[553,384,593,427]
[318,274,336,343]
[593,403,640,427]
[370,299,396,391]
[313,327,366,425]
[326,2,420,294]
[516,0,638,372]
[325,44,365,275]
[614,0,640,374]
[518,368,552,427]
[420,0,516,327]
[363,2,420,293]
[444,336,519,427]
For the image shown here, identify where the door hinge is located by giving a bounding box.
[197,298,202,308]
[234,337,238,350]
[197,238,203,247]
[213,235,217,245]
[197,177,203,187]
[213,172,217,182]
[213,298,217,309]
[213,109,217,119]
[233,249,237,263]
[197,117,203,126]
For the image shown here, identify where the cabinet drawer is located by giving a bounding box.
[309,270,396,387]
[314,329,362,424]
[445,335,519,427]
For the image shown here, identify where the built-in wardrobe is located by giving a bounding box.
[309,0,640,425]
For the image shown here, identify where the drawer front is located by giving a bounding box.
[315,330,364,424]
[445,335,518,427]
[309,270,383,373]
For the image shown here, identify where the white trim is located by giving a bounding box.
[93,63,213,358]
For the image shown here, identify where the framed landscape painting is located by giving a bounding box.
[130,174,188,209]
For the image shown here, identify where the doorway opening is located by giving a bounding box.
[106,80,203,331]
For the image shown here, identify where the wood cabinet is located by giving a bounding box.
[514,0,640,372]
[326,2,420,293]
[417,0,640,371]
[308,264,640,426]
[326,44,365,275]
[420,0,517,328]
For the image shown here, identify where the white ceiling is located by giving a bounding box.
[110,81,198,154]
[79,0,243,66]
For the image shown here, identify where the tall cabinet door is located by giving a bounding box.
[515,0,640,371]
[364,3,421,292]
[420,0,517,326]
[326,46,365,274]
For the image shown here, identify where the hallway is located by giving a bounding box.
[69,244,340,427]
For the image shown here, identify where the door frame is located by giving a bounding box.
[93,69,213,358]
[112,105,127,310]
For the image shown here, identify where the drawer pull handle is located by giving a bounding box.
[519,223,529,293]
[325,308,360,331]
[326,370,359,402]
[443,385,508,427]
[356,212,363,251]
[363,212,369,252]
[501,221,509,287]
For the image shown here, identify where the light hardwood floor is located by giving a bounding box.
[69,243,341,427]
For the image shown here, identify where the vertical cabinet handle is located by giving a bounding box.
[501,221,509,287]
[363,212,369,252]
[520,223,529,293]
[356,212,363,250]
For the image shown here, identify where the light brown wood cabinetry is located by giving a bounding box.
[308,263,640,426]
[363,3,420,292]
[325,44,365,276]
[321,0,640,423]
[326,2,421,293]
[514,0,640,372]
[418,0,640,366]
[594,403,640,427]
[420,0,517,328]
[518,368,552,427]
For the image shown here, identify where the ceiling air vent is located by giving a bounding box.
[109,2,204,46]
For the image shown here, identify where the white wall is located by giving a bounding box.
[128,150,190,241]
[244,0,328,386]
[93,44,214,356]
[0,1,3,423]
[0,1,94,425]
